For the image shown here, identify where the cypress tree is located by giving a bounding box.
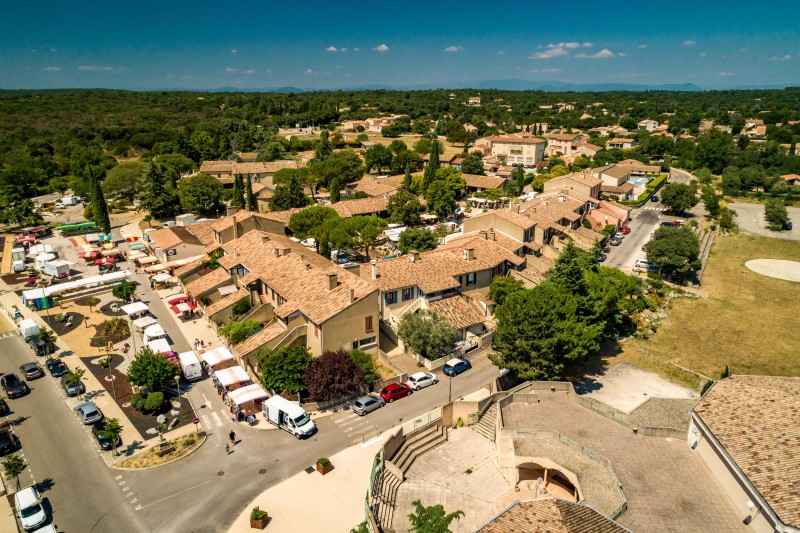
[422,139,440,193]
[231,173,245,209]
[330,178,340,204]
[402,164,413,191]
[87,165,111,234]
[245,174,255,211]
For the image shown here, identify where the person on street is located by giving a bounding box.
[229,430,236,445]
[225,444,230,454]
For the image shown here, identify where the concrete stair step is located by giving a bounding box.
[400,433,447,475]
[387,424,438,464]
[393,427,444,472]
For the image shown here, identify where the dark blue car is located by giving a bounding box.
[442,358,471,377]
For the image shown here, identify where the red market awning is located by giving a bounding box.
[94,258,115,265]
[79,251,99,259]
[166,293,189,305]
[17,235,36,243]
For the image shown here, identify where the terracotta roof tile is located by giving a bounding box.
[205,288,248,317]
[234,321,287,356]
[427,296,485,330]
[478,498,629,533]
[462,174,508,190]
[331,196,389,217]
[185,220,218,247]
[185,267,232,297]
[148,227,203,250]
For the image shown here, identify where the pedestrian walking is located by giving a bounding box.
[229,430,236,445]
[225,444,230,454]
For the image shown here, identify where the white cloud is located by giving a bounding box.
[575,48,615,59]
[373,44,389,52]
[230,49,238,54]
[699,52,707,57]
[304,68,315,75]
[49,48,57,53]
[530,47,568,59]
[638,44,647,49]
[497,50,505,56]
[582,42,593,48]
[530,68,561,74]
[42,66,61,71]
[341,47,348,53]
[444,45,463,53]
[683,40,696,47]
[226,68,238,73]
[353,47,360,52]
[771,54,792,62]
[618,52,627,57]
[325,46,338,52]
[243,70,255,75]
[78,65,113,71]
[719,71,733,77]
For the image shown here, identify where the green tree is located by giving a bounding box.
[231,173,246,209]
[695,129,733,174]
[103,161,147,201]
[425,181,456,219]
[407,499,464,533]
[488,275,525,307]
[764,198,789,230]
[701,187,720,217]
[388,188,424,226]
[88,165,111,234]
[97,417,123,456]
[548,164,570,178]
[258,346,313,395]
[490,283,603,380]
[335,216,388,259]
[270,175,310,211]
[422,139,440,192]
[63,368,86,399]
[112,281,137,303]
[644,227,701,279]
[219,319,260,345]
[718,207,738,231]
[547,242,591,301]
[660,183,698,214]
[315,131,332,161]
[178,173,223,214]
[364,144,393,174]
[329,178,341,204]
[397,228,439,254]
[349,349,378,385]
[2,454,28,490]
[288,206,341,254]
[245,174,255,211]
[460,153,484,175]
[38,327,57,359]
[505,165,526,196]
[401,165,413,191]
[141,163,180,219]
[126,347,180,391]
[397,309,457,360]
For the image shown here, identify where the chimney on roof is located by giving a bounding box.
[558,194,565,202]
[282,247,291,256]
[350,289,355,304]
[327,272,337,291]
[464,247,475,261]
[511,203,520,214]
[410,251,420,263]
[261,235,271,245]
[370,259,377,280]
[305,262,312,271]
[226,206,239,217]
[489,229,496,241]
[273,247,280,257]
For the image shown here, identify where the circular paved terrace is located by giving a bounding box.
[745,259,800,283]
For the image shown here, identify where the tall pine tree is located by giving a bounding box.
[87,165,111,234]
[329,178,341,204]
[231,173,245,209]
[245,175,255,211]
[422,139,440,194]
[141,163,180,219]
[315,131,332,161]
[402,164,413,191]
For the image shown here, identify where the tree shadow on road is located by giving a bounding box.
[565,340,623,394]
[35,477,55,494]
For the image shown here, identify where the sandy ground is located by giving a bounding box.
[745,259,800,282]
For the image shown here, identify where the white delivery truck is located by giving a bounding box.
[41,260,71,278]
[55,196,81,208]
[19,319,40,341]
[262,395,316,439]
[178,351,202,381]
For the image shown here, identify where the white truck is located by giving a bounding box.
[178,351,202,381]
[41,259,71,278]
[19,319,40,341]
[55,196,82,208]
[262,395,316,439]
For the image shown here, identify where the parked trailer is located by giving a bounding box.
[262,395,316,439]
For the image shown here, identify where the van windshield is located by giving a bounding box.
[20,503,41,518]
[294,414,310,427]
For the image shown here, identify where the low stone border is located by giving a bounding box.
[110,433,207,471]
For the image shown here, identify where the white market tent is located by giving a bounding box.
[200,346,235,368]
[132,316,158,330]
[227,384,267,406]
[152,273,172,283]
[121,301,150,316]
[22,271,132,302]
[27,244,54,256]
[215,366,251,388]
[146,338,172,354]
[143,324,166,341]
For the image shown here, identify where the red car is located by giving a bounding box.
[619,226,631,235]
[379,383,413,403]
[671,220,685,227]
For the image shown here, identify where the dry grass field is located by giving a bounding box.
[627,234,800,381]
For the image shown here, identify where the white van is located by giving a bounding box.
[15,485,47,531]
[634,259,650,269]
[178,351,202,381]
[262,395,316,439]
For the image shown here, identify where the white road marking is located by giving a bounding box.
[130,498,137,504]
[136,480,212,510]
[210,411,223,427]
[202,393,210,405]
[201,414,211,428]
[119,480,126,486]
[122,486,130,492]
[115,475,123,480]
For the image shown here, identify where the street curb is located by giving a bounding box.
[108,433,207,471]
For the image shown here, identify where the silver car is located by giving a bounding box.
[61,375,85,397]
[352,395,384,416]
[75,401,103,425]
[407,372,438,391]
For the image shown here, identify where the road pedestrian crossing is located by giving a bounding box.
[332,411,379,444]
[642,206,668,212]
[0,331,17,339]
[200,408,232,429]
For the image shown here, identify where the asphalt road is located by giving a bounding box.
[1,331,144,533]
[729,203,800,241]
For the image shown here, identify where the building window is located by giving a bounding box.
[402,287,414,301]
[385,291,397,305]
[456,275,463,285]
[365,316,373,333]
[356,337,376,349]
[313,324,319,337]
[466,272,476,286]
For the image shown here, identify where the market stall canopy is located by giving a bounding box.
[165,293,189,305]
[78,251,99,259]
[152,273,172,283]
[228,384,267,406]
[137,256,158,265]
[144,264,166,273]
[35,253,57,263]
[143,324,166,340]
[163,255,206,269]
[101,249,123,257]
[215,366,251,388]
[127,251,147,260]
[128,241,146,251]
[132,316,158,330]
[94,258,115,265]
[146,338,172,355]
[22,271,132,301]
[120,301,150,316]
[200,346,234,367]
[17,235,36,243]
[123,234,140,242]
[28,244,54,256]
[170,301,196,314]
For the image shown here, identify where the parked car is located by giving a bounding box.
[634,259,650,269]
[19,362,44,380]
[651,195,660,202]
[407,372,438,390]
[15,485,47,531]
[379,383,413,403]
[61,375,85,397]
[660,221,674,227]
[1,373,29,398]
[784,220,794,230]
[0,422,17,455]
[597,252,607,262]
[609,238,622,246]
[602,245,611,253]
[618,226,631,235]
[442,358,472,377]
[75,401,103,425]
[671,220,685,227]
[613,232,626,240]
[92,421,122,451]
[46,358,68,377]
[352,395,385,416]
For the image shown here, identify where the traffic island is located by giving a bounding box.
[114,432,206,469]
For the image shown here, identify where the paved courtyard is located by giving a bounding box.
[745,259,800,283]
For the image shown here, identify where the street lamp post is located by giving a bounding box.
[448,373,453,403]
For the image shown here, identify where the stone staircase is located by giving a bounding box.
[691,226,715,284]
[387,424,448,479]
[470,403,497,441]
[372,469,402,532]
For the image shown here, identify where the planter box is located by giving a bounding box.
[250,515,268,529]
[316,462,333,475]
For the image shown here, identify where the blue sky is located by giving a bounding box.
[1,1,798,90]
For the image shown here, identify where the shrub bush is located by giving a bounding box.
[231,297,252,319]
[250,507,267,520]
[144,391,164,411]
[131,392,146,412]
[316,457,331,467]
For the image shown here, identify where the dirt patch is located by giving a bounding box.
[115,433,205,469]
[43,311,85,336]
[90,318,131,347]
[1,272,35,285]
[75,295,102,307]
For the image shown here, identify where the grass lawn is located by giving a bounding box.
[627,233,800,381]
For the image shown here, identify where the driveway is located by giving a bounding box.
[729,203,800,240]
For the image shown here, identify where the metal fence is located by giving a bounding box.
[402,406,442,434]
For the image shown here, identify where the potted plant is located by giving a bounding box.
[316,457,332,475]
[250,506,268,529]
